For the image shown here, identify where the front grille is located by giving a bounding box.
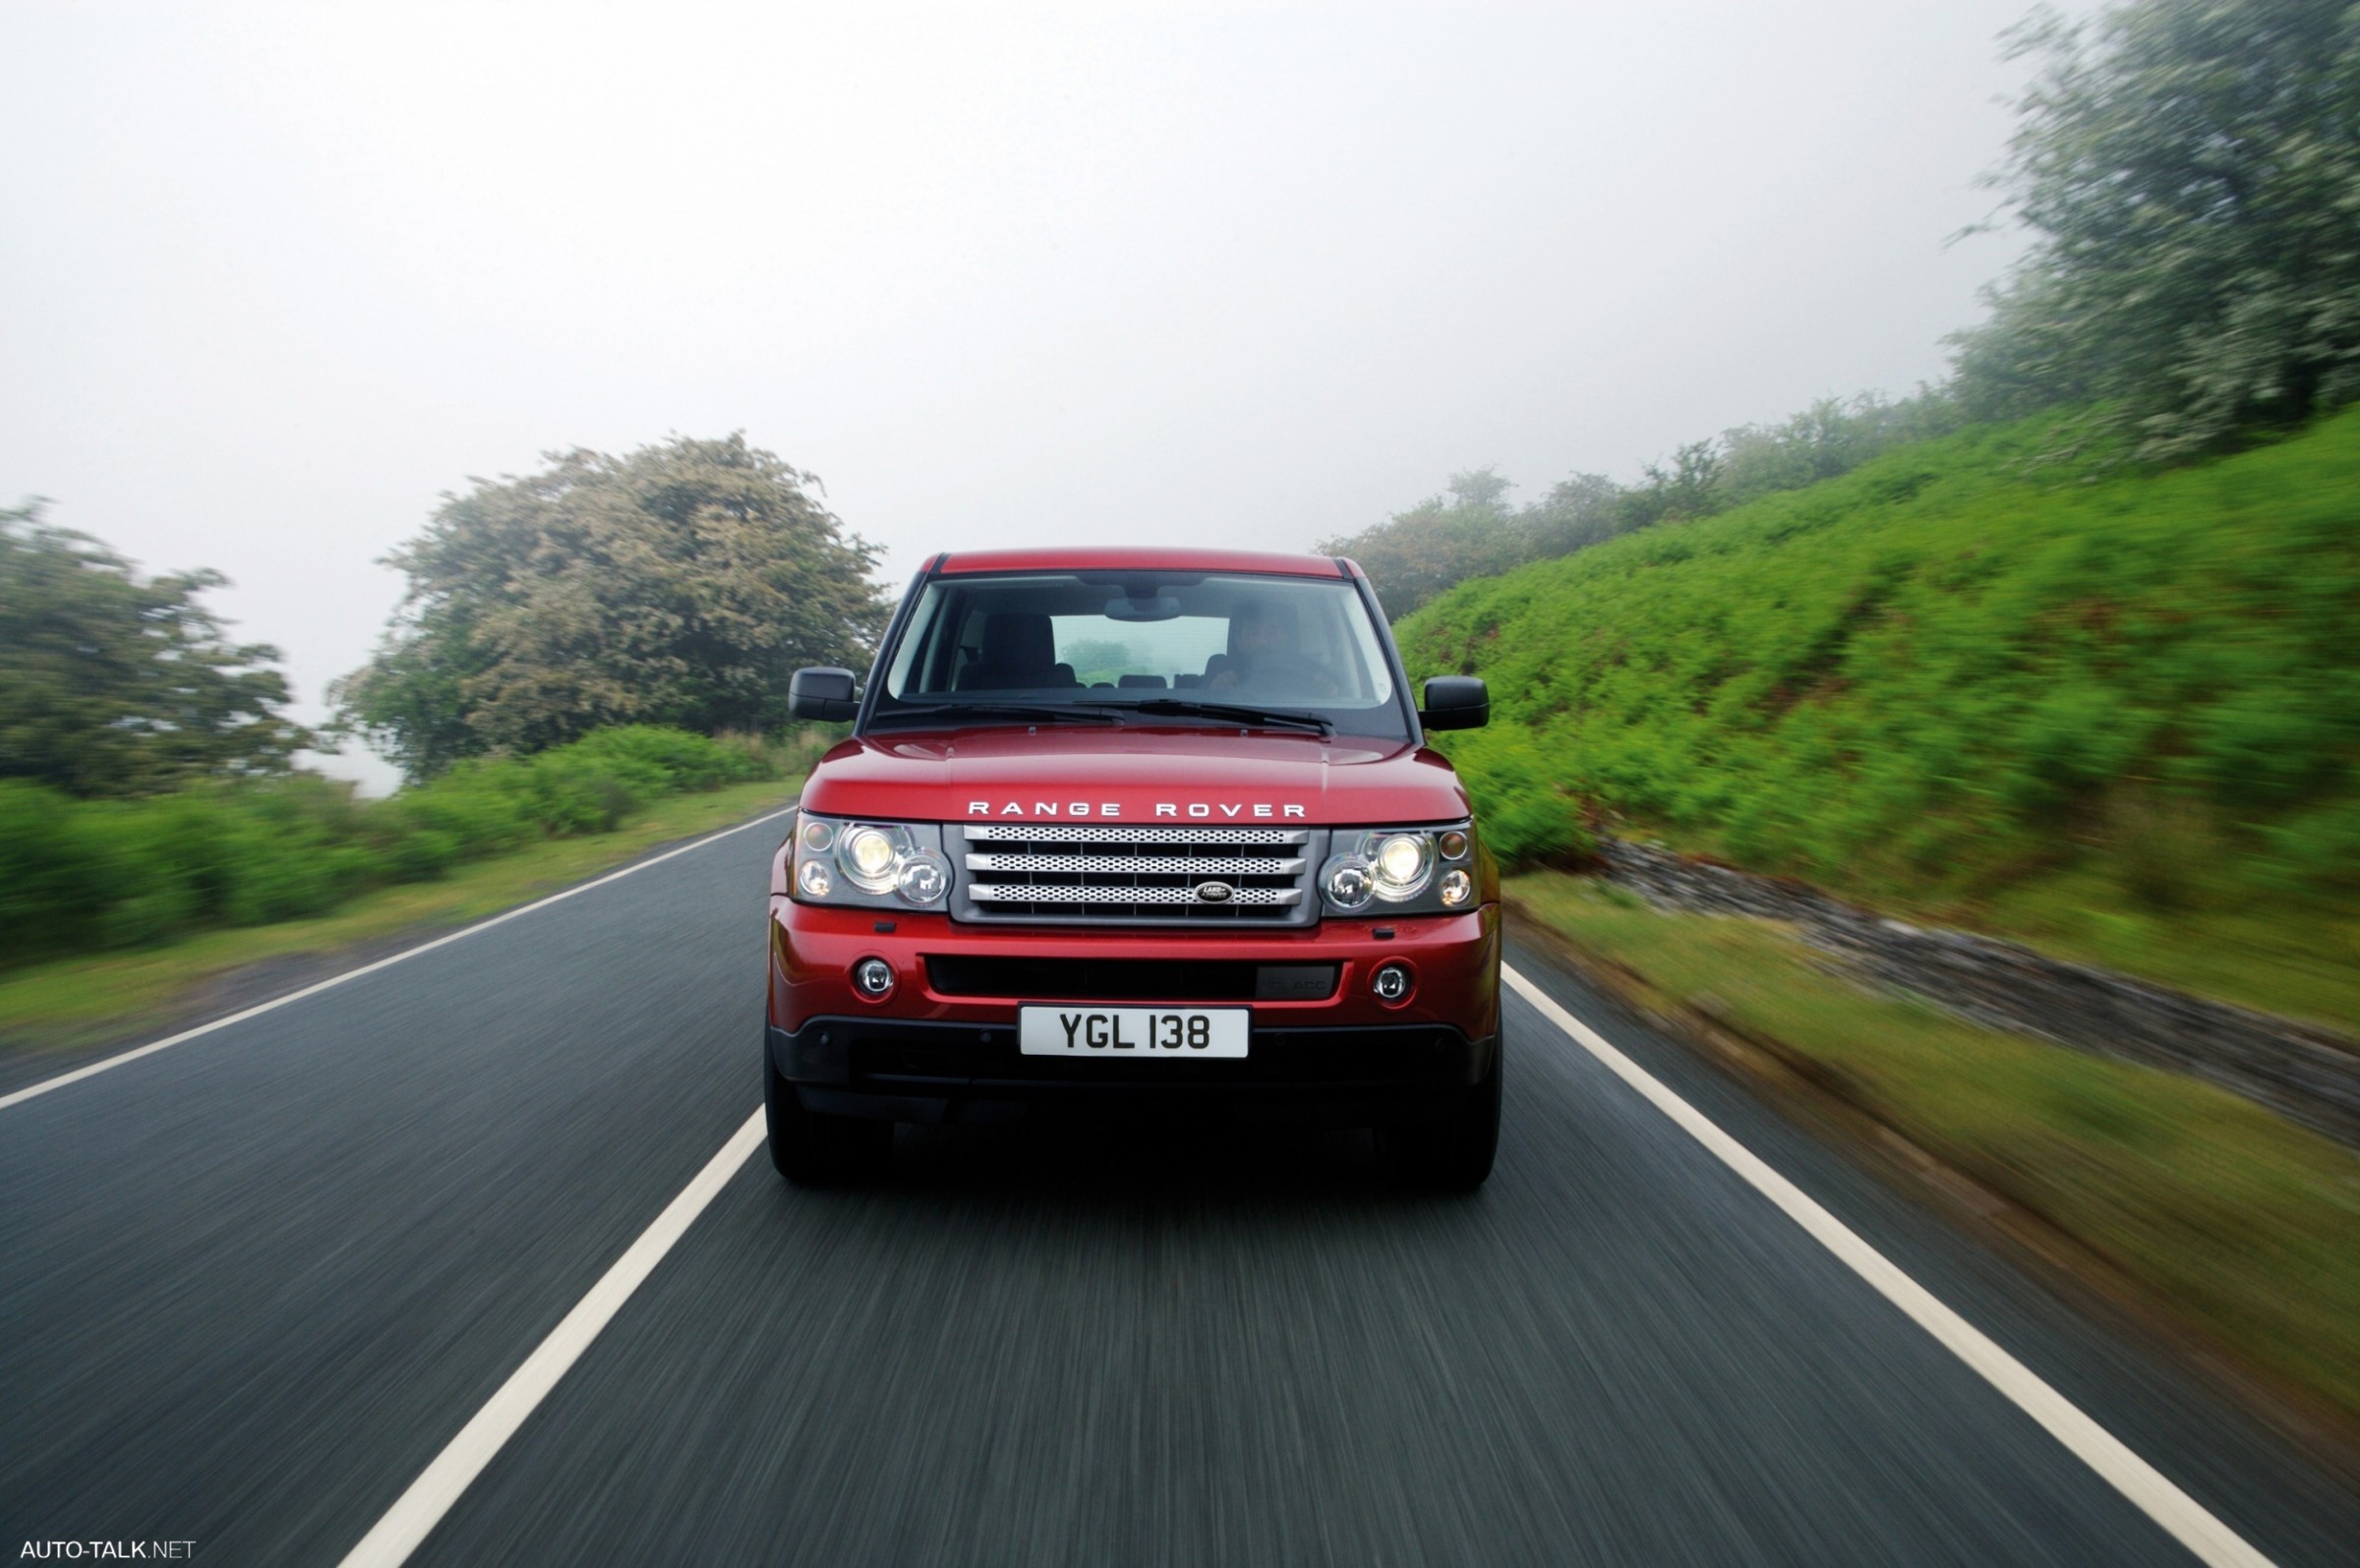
[949,824,1326,926]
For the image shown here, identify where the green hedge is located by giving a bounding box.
[0,726,788,968]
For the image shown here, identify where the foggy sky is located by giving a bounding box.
[2,2,2054,793]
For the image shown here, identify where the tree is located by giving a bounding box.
[1713,392,1960,505]
[1445,467,1515,510]
[1952,0,2360,454]
[1319,392,1954,622]
[332,436,887,780]
[0,501,308,797]
[1320,468,1530,621]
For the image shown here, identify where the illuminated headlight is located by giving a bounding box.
[792,815,951,908]
[1319,824,1474,915]
[839,825,902,892]
[1373,834,1433,898]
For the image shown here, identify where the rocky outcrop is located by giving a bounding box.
[1593,837,2360,1149]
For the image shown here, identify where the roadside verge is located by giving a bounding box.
[0,779,801,1094]
[1506,872,2360,1471]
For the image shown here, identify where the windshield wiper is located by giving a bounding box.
[869,697,1331,734]
[1096,698,1333,735]
[867,702,1122,728]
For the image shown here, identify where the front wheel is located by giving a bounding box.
[765,1048,892,1185]
[1376,1031,1502,1190]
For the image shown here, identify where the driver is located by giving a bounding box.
[1206,597,1339,698]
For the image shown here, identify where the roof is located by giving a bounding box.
[929,547,1358,578]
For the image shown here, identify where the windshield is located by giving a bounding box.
[872,571,1408,739]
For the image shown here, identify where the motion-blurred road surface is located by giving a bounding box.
[3,816,2353,1565]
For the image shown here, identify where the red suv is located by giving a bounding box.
[766,549,1501,1186]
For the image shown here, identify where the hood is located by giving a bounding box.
[796,726,1470,829]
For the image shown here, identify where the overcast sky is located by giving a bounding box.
[3,2,2060,792]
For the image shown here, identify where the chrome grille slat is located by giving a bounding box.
[949,823,1326,926]
[969,884,1303,906]
[962,824,1308,845]
[965,853,1306,877]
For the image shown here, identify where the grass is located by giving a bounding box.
[1399,406,2360,1035]
[1509,869,2360,1426]
[0,777,800,1054]
[1940,861,2360,1038]
[1625,822,2360,1039]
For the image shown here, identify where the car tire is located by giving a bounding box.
[1376,1030,1502,1190]
[765,1047,892,1185]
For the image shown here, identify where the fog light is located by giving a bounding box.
[797,859,833,899]
[853,957,895,999]
[1371,962,1411,1003]
[1440,869,1472,907]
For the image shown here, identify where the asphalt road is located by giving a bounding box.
[3,813,2354,1565]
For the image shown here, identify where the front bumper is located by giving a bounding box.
[769,1017,1496,1126]
[766,899,1502,1125]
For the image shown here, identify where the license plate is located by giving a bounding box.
[1018,1005,1249,1058]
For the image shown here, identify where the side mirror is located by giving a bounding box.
[789,667,860,723]
[1418,675,1489,730]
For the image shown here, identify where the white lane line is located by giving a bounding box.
[338,1106,768,1568]
[0,806,798,1115]
[1502,963,2276,1568]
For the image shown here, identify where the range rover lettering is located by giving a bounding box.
[765,548,1501,1187]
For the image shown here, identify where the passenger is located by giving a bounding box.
[1207,598,1339,698]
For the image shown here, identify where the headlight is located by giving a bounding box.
[898,854,949,903]
[1326,858,1375,911]
[792,814,951,908]
[1319,823,1476,915]
[1373,834,1434,897]
[839,825,903,892]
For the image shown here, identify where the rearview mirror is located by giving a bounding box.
[1105,593,1183,622]
[789,667,859,723]
[1418,675,1488,730]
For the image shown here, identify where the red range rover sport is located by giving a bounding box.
[766,548,1501,1186]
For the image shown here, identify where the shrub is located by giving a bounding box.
[1432,728,1592,869]
[1395,404,2360,908]
[0,781,122,963]
[0,725,796,970]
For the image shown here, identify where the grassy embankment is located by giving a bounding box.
[1403,406,2360,1034]
[0,727,820,1053]
[1395,409,2360,1424]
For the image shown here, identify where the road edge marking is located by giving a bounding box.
[1502,962,2275,1568]
[0,806,798,1114]
[337,1106,768,1568]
